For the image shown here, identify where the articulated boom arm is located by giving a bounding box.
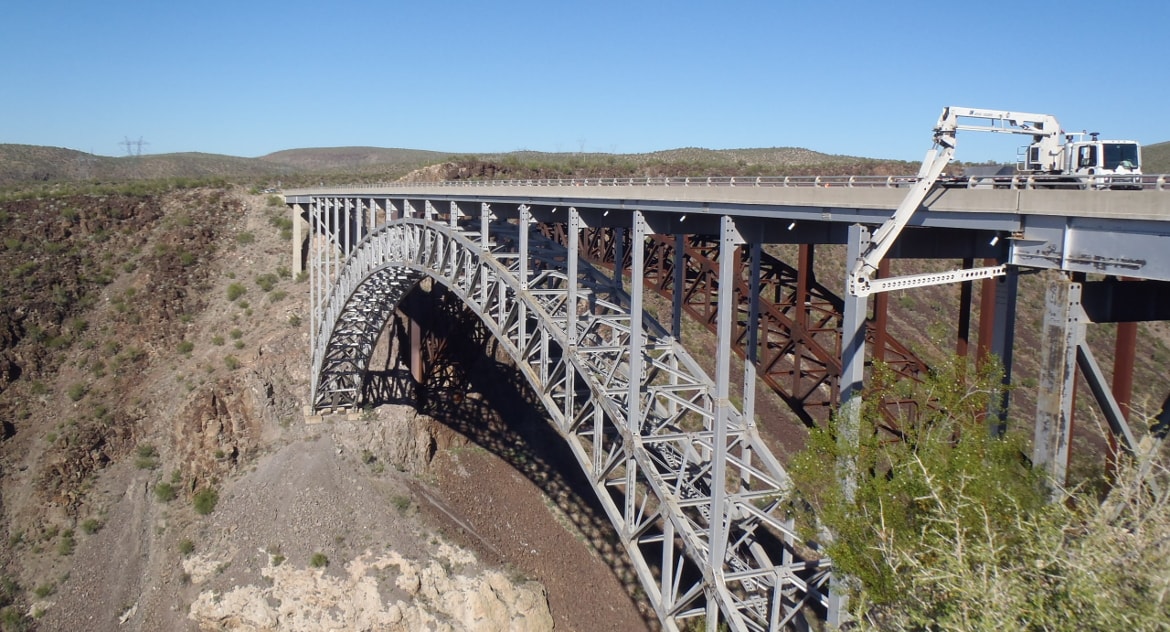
[935,106,1062,139]
[847,106,1022,297]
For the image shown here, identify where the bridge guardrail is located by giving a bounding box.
[298,173,1170,192]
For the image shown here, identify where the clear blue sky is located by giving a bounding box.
[3,0,1167,162]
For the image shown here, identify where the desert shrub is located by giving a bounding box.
[226,283,246,302]
[789,357,1170,630]
[80,519,102,535]
[255,273,278,292]
[135,444,159,470]
[178,539,195,556]
[56,530,74,556]
[193,488,218,515]
[154,482,176,502]
[309,552,328,568]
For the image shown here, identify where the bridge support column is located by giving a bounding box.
[987,267,1019,434]
[1110,322,1137,473]
[742,241,761,475]
[831,224,871,628]
[613,226,625,288]
[709,215,742,630]
[629,212,646,435]
[1034,276,1080,488]
[672,234,685,340]
[291,201,307,276]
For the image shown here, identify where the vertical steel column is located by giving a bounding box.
[623,190,640,582]
[291,202,305,276]
[329,197,339,300]
[613,226,625,289]
[629,212,646,435]
[794,244,814,397]
[873,259,890,365]
[480,204,492,308]
[709,215,739,603]
[344,198,352,255]
[672,233,685,340]
[480,203,491,251]
[987,267,1019,432]
[977,261,997,366]
[841,225,870,414]
[1111,321,1138,472]
[567,208,580,344]
[308,198,319,405]
[567,208,580,425]
[518,205,531,359]
[830,224,870,628]
[449,201,459,230]
[1034,276,1081,488]
[742,242,762,485]
[956,258,974,359]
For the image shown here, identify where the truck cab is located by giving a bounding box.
[1063,135,1142,189]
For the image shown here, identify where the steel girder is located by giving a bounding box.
[307,208,830,631]
[554,226,928,429]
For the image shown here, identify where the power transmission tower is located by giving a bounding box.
[119,136,149,178]
[119,136,149,157]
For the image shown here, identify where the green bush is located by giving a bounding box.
[177,340,194,355]
[154,482,176,502]
[255,273,278,292]
[178,539,195,556]
[57,530,75,556]
[193,488,218,515]
[790,357,1170,630]
[226,283,246,302]
[135,444,159,470]
[66,383,87,402]
[309,552,329,568]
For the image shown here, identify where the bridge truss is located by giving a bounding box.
[303,197,830,631]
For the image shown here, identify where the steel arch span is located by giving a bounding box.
[310,215,830,631]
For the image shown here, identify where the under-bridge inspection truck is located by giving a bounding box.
[849,106,1141,297]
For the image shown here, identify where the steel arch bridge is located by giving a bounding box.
[294,177,1170,630]
[306,202,828,631]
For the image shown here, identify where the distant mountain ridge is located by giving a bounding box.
[3,140,1168,188]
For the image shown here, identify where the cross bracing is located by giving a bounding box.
[304,201,830,631]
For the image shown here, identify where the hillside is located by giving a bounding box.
[259,146,451,173]
[1143,140,1170,174]
[0,145,294,187]
[0,143,926,190]
[4,138,1168,190]
[0,186,649,631]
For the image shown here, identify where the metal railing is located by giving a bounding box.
[296,173,1170,192]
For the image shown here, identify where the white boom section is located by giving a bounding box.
[848,106,1043,296]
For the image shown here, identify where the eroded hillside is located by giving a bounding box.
[0,187,647,631]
